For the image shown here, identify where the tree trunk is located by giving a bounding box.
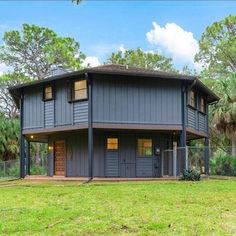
[232,138,236,156]
[35,143,40,165]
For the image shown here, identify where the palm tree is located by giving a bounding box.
[212,73,236,156]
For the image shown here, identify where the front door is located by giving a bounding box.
[54,141,65,176]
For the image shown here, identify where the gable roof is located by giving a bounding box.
[9,64,219,106]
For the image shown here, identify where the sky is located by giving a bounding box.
[0,0,236,74]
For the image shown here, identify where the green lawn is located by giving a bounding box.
[0,180,236,235]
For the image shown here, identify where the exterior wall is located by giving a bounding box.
[92,76,182,125]
[187,106,207,133]
[47,130,172,177]
[23,87,44,129]
[23,80,88,130]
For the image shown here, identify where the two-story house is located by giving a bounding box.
[9,65,219,179]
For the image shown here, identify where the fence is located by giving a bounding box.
[0,159,20,179]
[163,146,236,177]
[0,154,48,179]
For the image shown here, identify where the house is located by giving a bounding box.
[9,64,219,179]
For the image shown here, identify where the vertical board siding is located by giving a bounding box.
[199,113,206,132]
[44,100,54,127]
[136,157,153,177]
[73,101,88,124]
[93,77,182,125]
[23,87,44,129]
[55,81,72,126]
[187,107,196,129]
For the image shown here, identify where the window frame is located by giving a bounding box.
[70,79,88,102]
[106,138,119,151]
[187,90,197,109]
[199,96,206,114]
[43,84,54,101]
[137,138,153,157]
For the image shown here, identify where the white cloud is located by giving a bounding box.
[119,44,126,54]
[82,56,100,68]
[0,63,10,76]
[146,22,200,69]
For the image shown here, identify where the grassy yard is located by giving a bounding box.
[0,180,236,235]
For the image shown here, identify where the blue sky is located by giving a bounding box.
[0,1,236,72]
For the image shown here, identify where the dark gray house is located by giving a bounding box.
[9,65,219,179]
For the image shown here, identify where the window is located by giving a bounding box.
[188,90,196,108]
[107,138,118,150]
[73,80,87,101]
[200,97,206,113]
[137,139,153,157]
[44,86,53,100]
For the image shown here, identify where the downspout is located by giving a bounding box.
[20,89,25,178]
[86,72,94,183]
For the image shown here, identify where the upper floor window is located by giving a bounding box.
[43,86,53,101]
[137,139,153,157]
[72,80,87,101]
[188,90,196,108]
[200,97,206,113]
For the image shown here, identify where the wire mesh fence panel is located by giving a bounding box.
[188,146,205,174]
[30,153,48,175]
[0,159,20,179]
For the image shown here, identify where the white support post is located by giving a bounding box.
[185,146,189,170]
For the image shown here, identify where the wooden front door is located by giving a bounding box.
[54,141,65,176]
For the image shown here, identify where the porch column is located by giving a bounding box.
[204,137,209,175]
[87,73,94,179]
[25,140,30,176]
[180,83,187,171]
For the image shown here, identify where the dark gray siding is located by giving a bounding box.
[187,107,196,129]
[136,158,153,177]
[105,151,119,177]
[48,130,172,177]
[44,100,54,127]
[93,77,182,125]
[23,87,44,129]
[23,80,89,130]
[199,113,206,132]
[73,101,88,124]
[187,106,207,132]
[55,81,72,126]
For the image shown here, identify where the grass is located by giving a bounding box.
[0,180,236,235]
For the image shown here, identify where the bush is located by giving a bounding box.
[30,165,47,175]
[210,155,236,176]
[180,169,201,181]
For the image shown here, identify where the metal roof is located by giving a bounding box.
[8,64,219,105]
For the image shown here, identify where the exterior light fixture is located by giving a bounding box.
[30,135,34,139]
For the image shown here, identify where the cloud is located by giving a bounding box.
[146,22,200,69]
[82,56,100,67]
[119,44,126,54]
[0,63,10,76]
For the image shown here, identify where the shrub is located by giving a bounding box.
[180,169,201,181]
[30,165,47,175]
[210,155,236,176]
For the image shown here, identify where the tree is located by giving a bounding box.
[0,73,30,119]
[0,112,20,161]
[195,14,236,78]
[211,73,236,155]
[106,48,175,72]
[0,24,85,80]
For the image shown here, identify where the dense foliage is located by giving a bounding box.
[0,24,85,80]
[107,48,175,72]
